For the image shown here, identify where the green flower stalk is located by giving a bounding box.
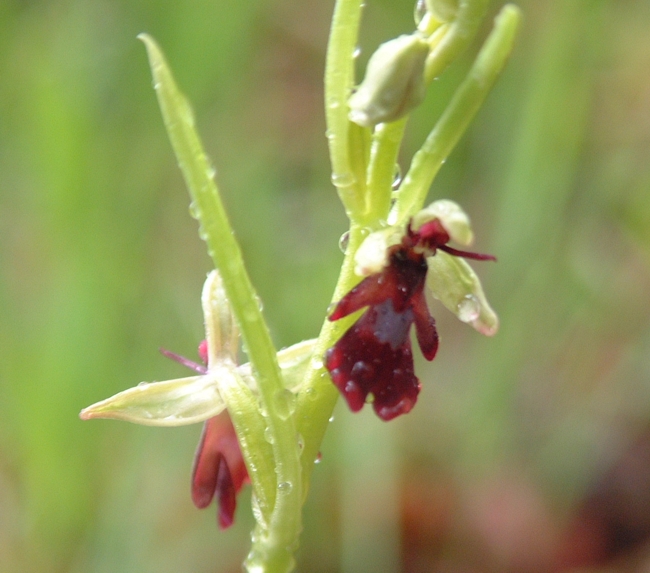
[80,1,520,571]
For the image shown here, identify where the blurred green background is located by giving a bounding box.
[2,0,650,571]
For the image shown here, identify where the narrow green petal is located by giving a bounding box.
[79,375,225,426]
[427,251,499,336]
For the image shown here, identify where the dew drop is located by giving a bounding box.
[264,426,275,444]
[344,380,359,394]
[329,415,335,423]
[278,481,293,492]
[250,494,267,529]
[457,294,480,323]
[138,381,148,387]
[315,452,323,464]
[352,45,362,59]
[331,172,356,189]
[274,388,296,421]
[311,356,324,370]
[188,201,200,219]
[414,0,427,25]
[392,164,403,190]
[338,231,350,253]
[245,554,265,573]
[351,361,373,381]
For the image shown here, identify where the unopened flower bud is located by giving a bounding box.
[349,34,430,127]
[425,0,459,22]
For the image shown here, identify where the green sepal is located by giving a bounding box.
[79,375,225,426]
[426,250,499,336]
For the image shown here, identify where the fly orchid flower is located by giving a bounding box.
[158,341,250,529]
[80,270,315,528]
[325,200,498,421]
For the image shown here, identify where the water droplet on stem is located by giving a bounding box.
[392,164,403,190]
[274,388,296,421]
[414,0,427,26]
[278,481,293,492]
[338,231,350,253]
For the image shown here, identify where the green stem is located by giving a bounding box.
[139,35,301,573]
[325,0,366,222]
[365,118,407,224]
[294,0,368,494]
[296,224,368,492]
[393,4,521,225]
[424,0,489,83]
